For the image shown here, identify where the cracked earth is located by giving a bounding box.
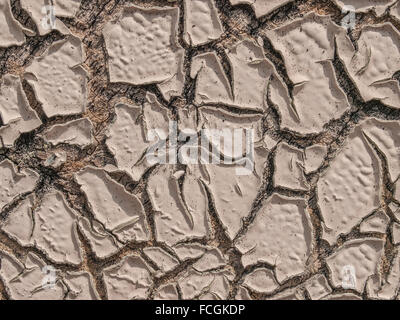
[0,0,400,300]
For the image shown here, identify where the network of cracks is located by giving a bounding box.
[0,0,400,300]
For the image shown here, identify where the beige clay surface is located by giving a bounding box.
[0,0,400,301]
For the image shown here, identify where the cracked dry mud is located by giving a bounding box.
[0,0,400,301]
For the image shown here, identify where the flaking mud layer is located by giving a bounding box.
[0,0,400,300]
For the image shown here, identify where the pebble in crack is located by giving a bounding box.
[103,255,153,300]
[359,210,389,233]
[332,0,396,16]
[0,251,64,300]
[242,268,279,294]
[0,159,39,211]
[192,39,278,111]
[20,0,81,36]
[0,75,42,147]
[326,238,385,293]
[191,52,232,105]
[75,166,150,243]
[41,118,93,147]
[317,126,381,245]
[103,5,184,100]
[147,165,210,246]
[337,23,400,109]
[183,0,223,46]
[0,0,32,47]
[229,0,293,18]
[44,151,67,168]
[106,93,171,182]
[273,142,307,191]
[266,13,350,134]
[198,107,268,239]
[32,191,83,266]
[235,194,313,283]
[24,36,87,117]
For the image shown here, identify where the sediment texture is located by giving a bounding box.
[0,0,400,300]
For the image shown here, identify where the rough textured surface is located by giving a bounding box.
[267,13,350,134]
[337,23,400,109]
[333,0,396,16]
[24,36,86,117]
[1,0,400,301]
[20,0,80,36]
[317,126,381,244]
[229,0,293,18]
[326,238,384,293]
[103,5,184,100]
[235,194,312,283]
[0,74,41,147]
[41,118,93,147]
[184,0,223,46]
[0,0,31,47]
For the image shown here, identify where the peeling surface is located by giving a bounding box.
[147,165,209,246]
[41,118,93,147]
[192,39,276,111]
[76,166,149,243]
[337,23,400,108]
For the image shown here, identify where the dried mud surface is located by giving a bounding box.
[0,0,400,300]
